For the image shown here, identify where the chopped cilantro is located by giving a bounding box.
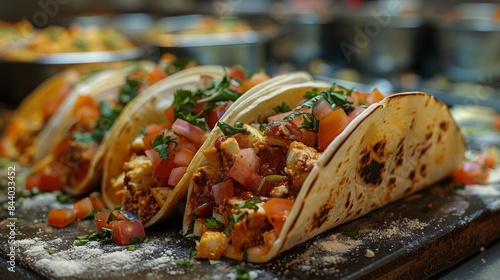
[118,75,143,103]
[83,209,99,219]
[283,112,319,132]
[218,122,247,136]
[56,194,71,204]
[209,260,221,265]
[43,247,57,255]
[454,183,466,191]
[205,218,223,229]
[128,245,136,251]
[149,132,177,160]
[342,225,360,239]
[236,265,250,280]
[257,175,285,191]
[237,197,262,212]
[178,258,193,272]
[223,212,247,236]
[273,102,292,114]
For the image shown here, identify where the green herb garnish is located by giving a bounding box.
[237,197,262,212]
[128,245,136,251]
[283,112,319,132]
[236,265,250,280]
[149,132,177,160]
[342,225,361,239]
[178,259,193,272]
[273,102,292,114]
[205,218,223,229]
[218,122,247,136]
[56,194,71,204]
[454,183,466,191]
[44,247,57,255]
[257,175,285,191]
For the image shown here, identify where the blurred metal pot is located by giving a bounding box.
[0,48,143,107]
[433,3,500,83]
[146,15,280,72]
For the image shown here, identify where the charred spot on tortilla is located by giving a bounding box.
[425,132,433,140]
[440,121,449,131]
[372,141,386,157]
[420,164,427,177]
[358,149,385,185]
[409,170,415,180]
[404,186,413,195]
[313,205,332,229]
[388,177,396,187]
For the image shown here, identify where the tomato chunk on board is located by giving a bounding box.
[47,209,76,228]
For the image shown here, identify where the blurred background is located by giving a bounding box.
[0,0,499,108]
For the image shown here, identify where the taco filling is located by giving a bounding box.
[26,58,195,192]
[187,85,384,259]
[110,67,270,223]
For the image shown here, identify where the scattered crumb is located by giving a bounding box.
[365,249,375,258]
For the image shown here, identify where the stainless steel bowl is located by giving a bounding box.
[433,3,500,83]
[0,48,143,107]
[146,15,280,72]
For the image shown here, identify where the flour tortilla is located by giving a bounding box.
[32,63,218,196]
[182,83,465,262]
[101,70,313,227]
[1,61,153,164]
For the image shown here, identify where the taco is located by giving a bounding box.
[101,66,313,227]
[0,61,153,164]
[182,82,465,262]
[27,57,198,194]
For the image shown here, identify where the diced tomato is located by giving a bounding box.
[94,210,112,232]
[73,95,100,121]
[262,198,294,235]
[47,209,76,228]
[42,100,61,121]
[194,101,208,115]
[206,105,227,129]
[112,220,146,245]
[25,175,41,191]
[301,129,318,147]
[366,88,384,104]
[348,106,366,121]
[145,124,164,135]
[73,197,95,219]
[167,166,188,186]
[228,148,261,187]
[228,66,247,82]
[26,173,63,191]
[145,67,168,85]
[212,179,235,204]
[194,202,215,218]
[175,138,198,153]
[453,161,490,185]
[52,137,72,158]
[152,153,176,178]
[171,119,207,148]
[164,106,175,125]
[173,148,196,167]
[267,108,312,128]
[5,119,25,139]
[89,192,107,211]
[318,108,350,150]
[80,144,99,161]
[240,72,270,92]
[312,97,334,120]
[475,148,498,169]
[145,148,160,163]
[143,128,164,150]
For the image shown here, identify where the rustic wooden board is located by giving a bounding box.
[1,103,500,280]
[1,170,499,280]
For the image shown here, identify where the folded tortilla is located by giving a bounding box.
[31,62,206,196]
[182,82,465,262]
[0,61,152,164]
[101,70,313,227]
